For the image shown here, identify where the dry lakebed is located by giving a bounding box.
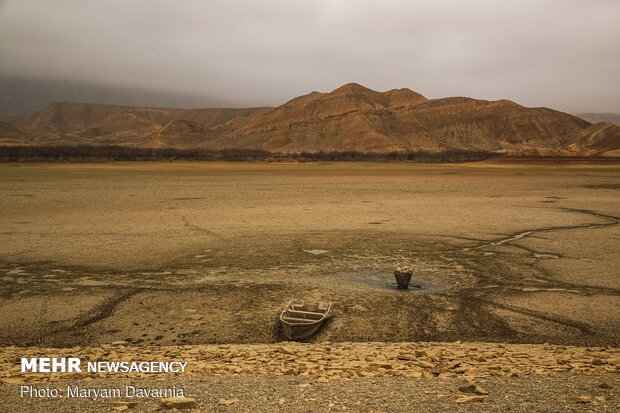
[0,160,618,411]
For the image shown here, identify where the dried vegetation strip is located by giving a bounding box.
[0,145,493,162]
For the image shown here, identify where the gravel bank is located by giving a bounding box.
[1,374,617,412]
[2,341,617,383]
[1,341,618,411]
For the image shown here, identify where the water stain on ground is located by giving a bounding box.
[338,271,437,292]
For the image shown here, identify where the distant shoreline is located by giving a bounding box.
[0,145,493,163]
[1,145,618,163]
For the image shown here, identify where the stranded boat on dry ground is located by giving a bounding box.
[280,300,332,340]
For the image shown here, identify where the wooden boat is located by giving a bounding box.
[280,300,332,340]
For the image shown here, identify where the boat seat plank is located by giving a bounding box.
[282,316,317,323]
[286,309,325,316]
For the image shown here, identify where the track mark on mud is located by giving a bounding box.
[73,288,143,328]
[479,299,596,335]
[494,231,534,246]
[178,215,220,237]
[460,208,618,258]
[47,288,144,333]
[39,288,144,344]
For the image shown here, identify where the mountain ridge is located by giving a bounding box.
[2,83,618,157]
[0,76,231,118]
[578,113,620,126]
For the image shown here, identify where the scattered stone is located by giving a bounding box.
[277,346,294,355]
[302,249,329,255]
[560,395,593,404]
[474,386,489,395]
[454,395,487,404]
[369,362,392,369]
[111,401,137,411]
[458,383,488,395]
[1,378,24,385]
[0,341,616,385]
[161,396,197,409]
[417,360,435,369]
[219,398,239,406]
[594,396,607,405]
[458,384,476,393]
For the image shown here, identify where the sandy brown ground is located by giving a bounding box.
[0,161,618,347]
[0,160,619,411]
[1,341,618,412]
[1,374,617,412]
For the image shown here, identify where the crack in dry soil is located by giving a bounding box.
[1,208,618,347]
[41,288,144,340]
[457,208,618,258]
[478,299,596,336]
[177,214,221,238]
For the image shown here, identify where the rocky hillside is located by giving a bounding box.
[2,84,618,156]
[208,84,592,154]
[564,122,620,156]
[0,76,230,118]
[1,102,267,146]
[578,113,620,125]
[0,121,20,136]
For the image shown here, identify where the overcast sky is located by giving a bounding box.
[0,0,619,113]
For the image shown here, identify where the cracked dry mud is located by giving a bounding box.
[0,161,618,348]
[1,341,618,411]
[1,161,619,412]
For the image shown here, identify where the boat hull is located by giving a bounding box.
[279,300,332,341]
[281,321,324,341]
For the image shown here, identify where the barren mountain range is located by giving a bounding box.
[578,112,620,125]
[1,83,619,156]
[0,76,229,120]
